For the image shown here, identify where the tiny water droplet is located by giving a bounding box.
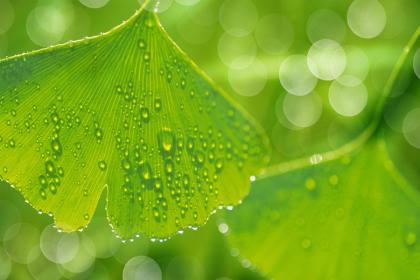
[154,97,162,111]
[305,178,316,191]
[138,39,146,49]
[98,160,107,171]
[329,175,339,186]
[141,107,150,122]
[158,128,175,157]
[405,232,417,246]
[301,238,312,249]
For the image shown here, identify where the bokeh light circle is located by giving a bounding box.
[40,224,79,264]
[329,75,368,117]
[306,9,346,43]
[138,0,173,13]
[218,33,256,69]
[347,0,386,39]
[3,223,40,264]
[279,54,318,96]
[60,235,96,274]
[175,0,200,6]
[0,0,14,34]
[283,92,323,128]
[343,45,370,81]
[0,246,11,280]
[228,58,267,97]
[403,108,420,149]
[85,218,120,259]
[123,256,162,280]
[255,14,294,55]
[0,35,7,56]
[307,39,347,80]
[414,48,420,79]
[26,6,68,47]
[28,251,62,280]
[219,0,258,37]
[79,0,110,9]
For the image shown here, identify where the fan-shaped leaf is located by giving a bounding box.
[226,137,420,279]
[0,7,270,239]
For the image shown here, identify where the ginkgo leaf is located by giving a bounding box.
[0,5,270,240]
[225,137,420,279]
[224,28,420,279]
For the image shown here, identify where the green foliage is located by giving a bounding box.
[225,28,420,279]
[0,7,270,240]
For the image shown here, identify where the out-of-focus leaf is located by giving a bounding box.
[226,137,420,279]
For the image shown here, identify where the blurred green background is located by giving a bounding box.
[0,0,419,279]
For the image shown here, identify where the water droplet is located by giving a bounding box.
[8,139,16,148]
[45,160,56,175]
[141,107,150,122]
[116,85,123,94]
[301,238,312,249]
[164,159,174,175]
[305,178,316,191]
[57,167,64,177]
[138,39,146,49]
[121,159,132,172]
[158,128,175,157]
[40,189,47,200]
[154,178,163,192]
[98,160,107,171]
[143,52,151,61]
[51,139,62,156]
[215,158,224,172]
[138,161,153,181]
[329,175,339,186]
[154,98,162,111]
[195,151,205,167]
[39,175,48,187]
[95,127,103,143]
[405,232,417,246]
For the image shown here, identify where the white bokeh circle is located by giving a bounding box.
[255,14,294,55]
[307,39,347,81]
[219,0,258,37]
[279,54,318,96]
[0,0,14,34]
[306,9,346,43]
[79,0,110,9]
[347,0,386,39]
[403,108,420,149]
[329,75,368,117]
[40,225,79,264]
[123,256,162,280]
[282,92,323,128]
[218,33,257,69]
[228,58,267,97]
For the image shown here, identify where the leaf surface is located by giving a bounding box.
[0,7,270,239]
[226,137,420,279]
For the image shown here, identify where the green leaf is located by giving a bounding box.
[0,6,270,240]
[226,137,420,279]
[224,29,420,278]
